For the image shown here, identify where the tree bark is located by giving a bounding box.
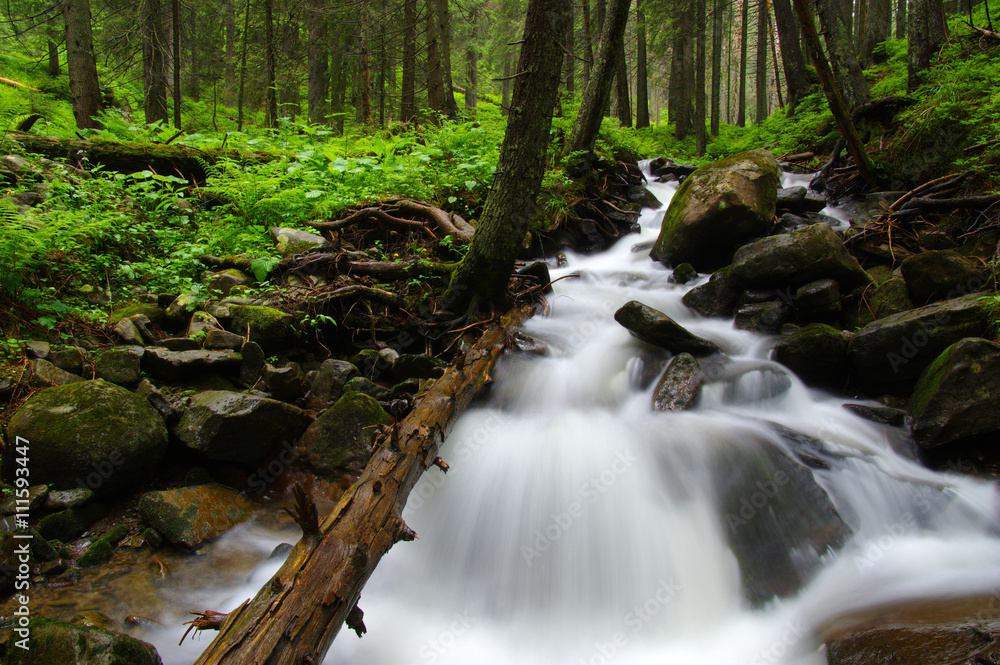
[447,0,571,309]
[696,0,707,153]
[710,0,723,134]
[773,0,810,112]
[756,0,769,123]
[862,0,892,64]
[63,0,103,129]
[47,14,60,77]
[582,0,594,83]
[330,30,347,134]
[636,0,650,128]
[225,0,236,106]
[192,304,535,665]
[401,0,417,122]
[564,3,575,95]
[426,0,444,112]
[816,0,870,108]
[358,12,372,124]
[614,42,631,127]
[144,0,169,125]
[467,3,480,112]
[188,7,200,101]
[307,0,329,125]
[172,0,182,128]
[432,0,460,119]
[237,0,250,130]
[738,0,748,126]
[563,0,631,156]
[896,0,906,38]
[908,0,930,89]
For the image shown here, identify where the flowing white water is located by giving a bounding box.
[147,166,1000,665]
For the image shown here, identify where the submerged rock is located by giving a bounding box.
[615,300,721,356]
[650,149,780,271]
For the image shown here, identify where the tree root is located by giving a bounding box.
[306,198,474,243]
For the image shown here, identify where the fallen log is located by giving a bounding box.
[6,133,279,183]
[192,303,534,665]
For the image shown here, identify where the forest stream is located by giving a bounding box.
[86,165,1000,665]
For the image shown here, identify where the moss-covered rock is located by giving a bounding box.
[794,279,842,323]
[650,150,780,271]
[669,263,699,285]
[93,346,144,388]
[138,483,254,549]
[76,524,128,568]
[871,277,914,319]
[172,390,312,463]
[0,617,162,664]
[772,323,848,389]
[269,227,327,257]
[900,249,984,306]
[614,300,722,356]
[342,376,391,401]
[306,359,359,409]
[298,392,392,478]
[32,359,84,386]
[733,302,793,333]
[681,267,740,318]
[204,268,251,296]
[110,302,165,327]
[392,353,449,381]
[5,380,168,496]
[227,305,297,352]
[37,503,108,542]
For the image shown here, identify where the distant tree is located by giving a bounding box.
[264,0,278,127]
[614,42,631,127]
[144,0,169,124]
[737,0,748,126]
[772,0,810,112]
[861,0,892,65]
[755,0,768,123]
[467,2,480,112]
[307,0,329,124]
[172,0,181,127]
[401,0,417,121]
[696,0,707,154]
[63,0,103,129]
[47,13,59,77]
[816,0,869,108]
[710,0,723,134]
[636,0,650,128]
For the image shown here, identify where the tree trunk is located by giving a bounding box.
[862,0,892,64]
[896,0,906,38]
[768,0,785,109]
[792,0,877,184]
[432,0,460,119]
[696,0,707,154]
[929,0,948,48]
[636,0,650,128]
[331,31,346,134]
[225,0,236,106]
[563,0,632,155]
[582,0,594,83]
[738,0,748,126]
[307,0,329,125]
[773,0,810,112]
[426,0,444,112]
[710,0,723,134]
[237,0,250,130]
[756,0,768,123]
[358,11,372,124]
[614,43,631,127]
[192,304,535,665]
[908,0,930,89]
[172,0,182,128]
[816,0,870,108]
[188,7,200,101]
[63,0,103,129]
[377,20,387,127]
[501,56,512,115]
[264,0,278,127]
[446,0,571,309]
[144,0,169,125]
[467,3,479,112]
[47,14,60,77]
[401,0,417,122]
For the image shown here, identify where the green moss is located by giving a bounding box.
[110,302,165,326]
[228,305,297,352]
[76,539,113,568]
[909,344,955,418]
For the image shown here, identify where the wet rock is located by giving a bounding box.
[172,390,312,464]
[203,328,245,350]
[263,362,309,403]
[240,341,266,383]
[842,403,909,427]
[826,620,1000,665]
[298,392,393,478]
[871,277,914,319]
[139,483,254,549]
[77,524,128,567]
[33,358,85,386]
[342,376,392,401]
[186,310,222,337]
[513,332,549,356]
[615,300,722,356]
[625,185,662,209]
[228,304,297,352]
[45,488,95,511]
[681,267,740,318]
[847,294,990,393]
[37,503,108,542]
[269,226,327,256]
[5,380,168,496]
[669,262,698,284]
[730,222,873,292]
[70,611,116,631]
[142,347,242,382]
[393,353,449,381]
[775,185,807,212]
[733,302,793,334]
[0,484,48,514]
[648,156,698,179]
[650,150,780,271]
[794,279,841,323]
[158,336,201,351]
[135,379,177,424]
[518,261,553,292]
[715,437,850,607]
[651,353,704,411]
[900,250,984,306]
[306,359,359,409]
[802,190,827,212]
[93,346,144,388]
[772,323,848,389]
[0,617,163,664]
[714,362,794,403]
[204,268,251,296]
[909,338,1000,449]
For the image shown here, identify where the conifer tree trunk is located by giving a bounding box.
[172,0,182,128]
[614,43,631,127]
[63,0,103,129]
[773,0,810,112]
[696,0,707,153]
[446,0,571,309]
[636,0,650,128]
[501,56,512,114]
[330,32,346,134]
[467,3,480,111]
[816,0,869,108]
[225,0,236,106]
[237,0,250,130]
[563,0,632,155]
[188,9,200,101]
[307,0,329,124]
[908,0,930,89]
[862,0,892,64]
[582,0,594,83]
[144,0,169,124]
[47,15,60,76]
[426,0,444,112]
[737,0,748,126]
[264,0,278,127]
[755,0,768,123]
[710,0,723,134]
[358,11,372,124]
[896,0,906,38]
[432,0,459,119]
[564,3,575,95]
[401,0,417,122]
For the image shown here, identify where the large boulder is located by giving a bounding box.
[227,305,297,352]
[650,150,780,271]
[614,300,721,356]
[138,483,255,548]
[847,294,990,392]
[908,338,1000,449]
[172,391,312,464]
[772,323,848,389]
[681,268,740,318]
[730,223,873,291]
[826,620,1000,665]
[900,249,984,306]
[0,617,162,665]
[5,380,168,496]
[298,392,392,478]
[142,347,242,382]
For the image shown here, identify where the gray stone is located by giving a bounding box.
[306,359,359,409]
[392,353,449,381]
[775,186,807,210]
[651,353,704,411]
[113,317,145,345]
[269,226,327,256]
[187,310,222,337]
[50,346,88,374]
[1,484,48,514]
[33,358,85,386]
[342,376,392,401]
[772,323,848,389]
[135,379,177,424]
[203,328,246,349]
[733,302,793,334]
[298,392,392,477]
[651,150,780,271]
[240,341,266,383]
[166,292,206,326]
[900,250,984,306]
[794,279,841,322]
[23,340,50,358]
[682,268,740,318]
[615,300,722,356]
[45,488,95,511]
[139,483,255,548]
[172,390,312,464]
[205,269,251,297]
[263,362,309,403]
[872,277,915,319]
[94,346,144,388]
[142,347,242,382]
[159,336,202,351]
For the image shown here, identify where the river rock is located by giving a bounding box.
[847,293,990,392]
[900,249,984,306]
[772,323,848,389]
[0,484,48,514]
[651,353,704,411]
[715,436,850,606]
[826,620,1000,665]
[240,341,265,383]
[33,358,84,386]
[0,617,163,665]
[228,304,297,352]
[5,380,168,496]
[298,392,393,477]
[794,279,841,323]
[94,346,144,388]
[269,227,327,256]
[139,483,255,549]
[306,359,359,409]
[45,488,95,511]
[342,376,392,401]
[263,362,309,403]
[142,347,242,382]
[111,302,165,328]
[650,150,780,271]
[203,328,245,350]
[908,338,1000,449]
[158,336,201,351]
[173,390,311,463]
[733,302,793,333]
[186,310,222,337]
[730,222,873,291]
[393,353,449,380]
[50,346,88,374]
[204,268,251,296]
[669,262,698,284]
[615,300,722,356]
[681,268,740,318]
[872,277,914,319]
[37,503,108,542]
